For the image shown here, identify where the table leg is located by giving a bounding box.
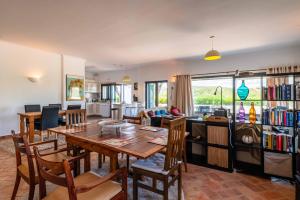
[110,153,118,172]
[84,150,91,172]
[28,116,35,143]
[72,146,80,177]
[19,115,25,136]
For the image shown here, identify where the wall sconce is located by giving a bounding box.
[27,76,40,83]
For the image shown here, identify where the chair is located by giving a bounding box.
[11,130,70,200]
[67,104,82,110]
[132,117,186,200]
[122,115,142,169]
[49,104,62,110]
[33,147,128,200]
[49,104,65,126]
[161,117,188,172]
[24,104,41,133]
[123,115,142,124]
[65,109,89,174]
[36,106,59,139]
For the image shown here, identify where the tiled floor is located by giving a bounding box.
[0,138,295,200]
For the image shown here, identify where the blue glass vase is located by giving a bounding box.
[237,80,249,100]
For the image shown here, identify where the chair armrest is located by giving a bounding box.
[38,147,71,156]
[75,167,127,194]
[29,139,58,150]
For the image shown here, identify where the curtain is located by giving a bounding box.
[175,75,194,116]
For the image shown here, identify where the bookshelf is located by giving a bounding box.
[234,76,263,175]
[234,73,297,179]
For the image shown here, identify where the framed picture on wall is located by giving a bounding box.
[134,82,138,90]
[66,74,84,101]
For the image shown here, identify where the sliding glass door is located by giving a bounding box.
[145,81,168,108]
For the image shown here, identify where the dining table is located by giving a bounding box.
[47,122,168,174]
[18,110,66,143]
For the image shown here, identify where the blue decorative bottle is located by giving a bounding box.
[237,80,249,100]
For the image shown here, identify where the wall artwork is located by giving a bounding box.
[66,74,84,101]
[134,82,138,90]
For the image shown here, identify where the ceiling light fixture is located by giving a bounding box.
[204,36,221,61]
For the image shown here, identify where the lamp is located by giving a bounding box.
[27,76,40,83]
[204,36,221,61]
[214,86,223,108]
[122,75,131,84]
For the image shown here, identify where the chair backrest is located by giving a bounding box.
[65,109,87,128]
[33,147,74,199]
[123,115,142,125]
[67,104,82,110]
[24,104,41,113]
[49,103,62,110]
[164,117,186,171]
[11,130,36,182]
[41,106,59,130]
[160,117,174,129]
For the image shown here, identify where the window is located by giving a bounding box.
[192,77,233,115]
[101,83,132,104]
[145,81,168,108]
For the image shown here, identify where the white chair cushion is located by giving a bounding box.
[43,171,122,200]
[131,153,169,175]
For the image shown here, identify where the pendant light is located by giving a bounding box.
[204,36,221,61]
[122,75,131,84]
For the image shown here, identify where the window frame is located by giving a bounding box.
[191,75,235,115]
[145,80,168,109]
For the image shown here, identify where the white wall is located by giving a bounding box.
[96,43,300,106]
[0,41,85,136]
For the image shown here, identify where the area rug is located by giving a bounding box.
[0,136,184,200]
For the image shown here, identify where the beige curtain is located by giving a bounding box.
[175,75,194,116]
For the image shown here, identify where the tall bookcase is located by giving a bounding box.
[234,73,298,180]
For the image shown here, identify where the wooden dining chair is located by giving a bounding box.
[33,146,128,200]
[161,117,188,172]
[11,130,71,200]
[123,115,142,169]
[132,117,186,200]
[65,109,87,128]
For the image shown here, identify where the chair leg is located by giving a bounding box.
[11,174,21,200]
[126,155,130,169]
[183,143,188,172]
[178,165,182,200]
[28,183,35,200]
[163,176,169,200]
[98,154,102,168]
[133,172,138,200]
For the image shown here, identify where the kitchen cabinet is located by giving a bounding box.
[86,102,111,117]
[85,80,99,93]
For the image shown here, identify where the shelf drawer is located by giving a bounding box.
[207,146,228,168]
[207,126,228,145]
[264,152,292,178]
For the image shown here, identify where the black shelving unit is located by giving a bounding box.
[234,73,298,180]
[234,75,264,175]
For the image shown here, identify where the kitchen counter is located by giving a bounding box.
[86,102,111,117]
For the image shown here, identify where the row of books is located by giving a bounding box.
[262,108,294,126]
[263,84,293,100]
[263,131,293,152]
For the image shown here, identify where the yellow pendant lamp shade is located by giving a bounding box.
[204,49,221,61]
[204,36,221,61]
[122,75,131,83]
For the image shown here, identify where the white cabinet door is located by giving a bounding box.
[86,104,95,116]
[95,104,101,115]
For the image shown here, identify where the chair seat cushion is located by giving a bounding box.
[132,153,169,175]
[43,171,122,200]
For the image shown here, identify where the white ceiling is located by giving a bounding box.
[0,0,300,71]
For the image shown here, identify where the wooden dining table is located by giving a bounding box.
[18,110,66,143]
[48,122,168,173]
